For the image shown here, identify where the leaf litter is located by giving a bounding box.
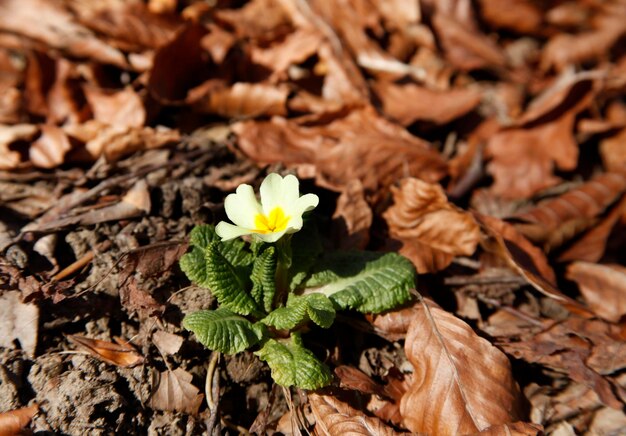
[1,0,626,434]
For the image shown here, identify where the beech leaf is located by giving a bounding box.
[148,367,204,415]
[400,299,525,434]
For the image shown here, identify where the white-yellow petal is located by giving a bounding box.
[215,222,254,241]
[294,193,319,214]
[256,229,288,243]
[260,173,300,215]
[224,184,262,229]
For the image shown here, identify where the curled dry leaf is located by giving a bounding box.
[234,107,447,201]
[0,124,38,170]
[383,178,480,273]
[29,124,72,169]
[477,0,542,34]
[0,0,127,67]
[149,367,204,415]
[474,213,594,317]
[431,10,507,71]
[67,334,144,367]
[334,365,388,399]
[541,13,626,71]
[566,262,626,322]
[511,172,626,250]
[308,393,407,436]
[0,404,39,435]
[559,194,626,262]
[193,82,289,118]
[373,81,481,126]
[331,180,372,250]
[400,299,524,434]
[486,72,598,198]
[83,86,146,128]
[497,318,625,408]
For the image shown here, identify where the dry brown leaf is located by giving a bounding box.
[67,334,144,367]
[251,27,323,76]
[373,81,481,126]
[475,213,595,317]
[0,291,39,357]
[541,13,626,71]
[431,10,507,71]
[511,172,626,250]
[486,72,598,198]
[193,82,289,118]
[566,262,626,322]
[70,1,181,52]
[369,305,418,341]
[234,107,447,201]
[496,318,625,408]
[29,124,72,169]
[148,367,204,415]
[152,330,183,356]
[469,421,543,435]
[383,178,480,273]
[148,23,209,102]
[331,180,372,250]
[335,366,388,399]
[0,124,38,170]
[600,127,626,173]
[400,299,524,434]
[477,0,542,34]
[0,404,39,436]
[84,86,146,128]
[0,0,127,67]
[559,194,626,262]
[309,393,407,436]
[83,123,180,162]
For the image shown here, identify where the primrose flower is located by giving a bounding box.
[215,173,319,243]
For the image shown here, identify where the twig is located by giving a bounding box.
[51,241,111,282]
[444,275,527,286]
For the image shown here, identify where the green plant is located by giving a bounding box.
[180,174,416,389]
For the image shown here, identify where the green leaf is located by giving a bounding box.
[288,221,323,290]
[203,242,260,316]
[180,247,210,286]
[251,246,277,313]
[301,251,415,313]
[255,334,332,389]
[183,308,265,354]
[188,224,253,267]
[261,293,335,330]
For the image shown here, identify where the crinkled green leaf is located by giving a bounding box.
[183,308,265,354]
[202,242,260,316]
[180,246,209,286]
[301,251,415,313]
[251,246,277,313]
[188,224,253,267]
[289,221,323,290]
[255,334,332,389]
[261,293,335,330]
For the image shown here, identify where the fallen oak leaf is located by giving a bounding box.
[193,82,289,118]
[0,124,38,170]
[0,404,39,436]
[469,421,543,435]
[400,298,525,435]
[0,291,39,357]
[383,178,480,273]
[148,367,204,415]
[309,392,408,436]
[67,334,144,367]
[152,330,183,356]
[29,124,72,169]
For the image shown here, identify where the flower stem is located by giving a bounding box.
[274,236,293,307]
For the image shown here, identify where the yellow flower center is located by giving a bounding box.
[254,207,290,234]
